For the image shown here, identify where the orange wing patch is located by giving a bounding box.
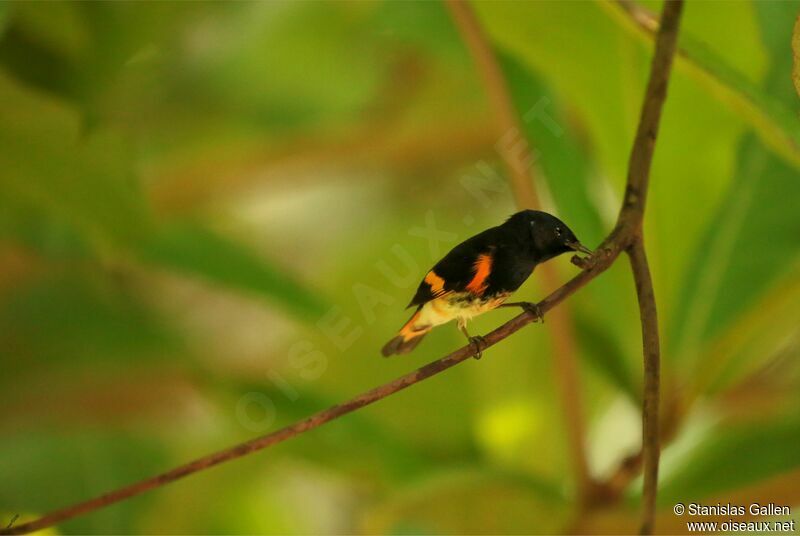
[465,253,493,295]
[424,270,447,297]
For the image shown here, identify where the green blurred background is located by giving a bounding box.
[1,1,799,534]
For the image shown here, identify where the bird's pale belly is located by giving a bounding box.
[413,292,511,329]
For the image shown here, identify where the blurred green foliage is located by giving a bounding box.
[1,1,798,534]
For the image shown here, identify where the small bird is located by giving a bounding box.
[382,210,592,357]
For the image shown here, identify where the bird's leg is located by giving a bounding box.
[499,301,544,323]
[457,318,486,360]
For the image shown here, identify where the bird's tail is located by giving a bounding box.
[381,307,431,357]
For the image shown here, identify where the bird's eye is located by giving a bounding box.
[555,227,562,237]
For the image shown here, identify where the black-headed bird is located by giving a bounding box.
[382,210,592,357]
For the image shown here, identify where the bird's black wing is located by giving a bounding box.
[407,227,500,308]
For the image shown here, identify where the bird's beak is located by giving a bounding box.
[568,241,593,255]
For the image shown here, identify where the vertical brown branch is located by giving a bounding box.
[628,238,661,534]
[444,0,593,502]
[618,1,683,533]
[619,1,683,228]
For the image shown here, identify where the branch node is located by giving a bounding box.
[571,255,593,270]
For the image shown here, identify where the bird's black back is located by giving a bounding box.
[408,210,582,308]
[408,223,536,307]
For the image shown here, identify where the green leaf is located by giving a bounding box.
[792,13,800,98]
[361,468,567,535]
[669,131,800,364]
[0,197,92,260]
[370,0,467,63]
[139,223,327,320]
[0,73,323,322]
[0,273,177,366]
[574,312,640,401]
[0,72,152,250]
[0,2,88,105]
[497,51,605,246]
[0,2,198,125]
[600,0,800,170]
[473,1,637,183]
[191,2,383,131]
[670,0,800,373]
[0,2,8,38]
[674,34,800,170]
[695,275,800,395]
[658,413,800,504]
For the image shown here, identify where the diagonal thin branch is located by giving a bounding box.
[0,1,683,534]
[1,254,614,536]
[443,0,593,502]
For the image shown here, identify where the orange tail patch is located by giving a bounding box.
[382,309,431,357]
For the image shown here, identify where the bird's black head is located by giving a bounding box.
[503,210,592,261]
